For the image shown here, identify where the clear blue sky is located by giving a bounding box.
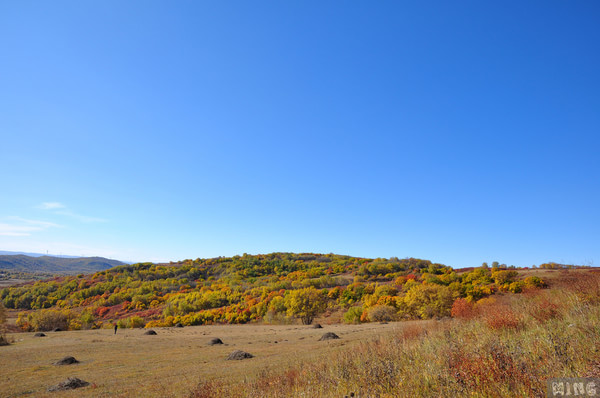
[1,1,598,267]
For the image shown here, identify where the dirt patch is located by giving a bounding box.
[226,350,253,360]
[54,356,79,365]
[47,377,90,391]
[319,332,340,341]
[208,338,223,345]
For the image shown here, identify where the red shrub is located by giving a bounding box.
[530,299,562,323]
[451,298,476,319]
[94,307,110,318]
[483,305,522,330]
[448,342,543,396]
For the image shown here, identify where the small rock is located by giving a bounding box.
[319,332,340,341]
[48,377,90,391]
[208,338,223,345]
[226,350,253,360]
[54,356,79,365]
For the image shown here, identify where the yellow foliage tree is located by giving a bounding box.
[402,284,456,319]
[284,287,327,325]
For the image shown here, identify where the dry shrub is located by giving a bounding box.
[254,368,305,393]
[451,298,476,319]
[529,298,563,323]
[188,380,225,398]
[397,322,427,342]
[26,309,73,332]
[367,305,397,322]
[482,305,523,330]
[568,272,600,304]
[585,360,600,378]
[448,341,543,396]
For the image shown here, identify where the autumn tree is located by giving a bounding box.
[402,284,456,319]
[285,287,327,325]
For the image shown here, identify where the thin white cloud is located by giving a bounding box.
[39,202,66,210]
[0,222,43,236]
[37,202,107,223]
[6,216,63,229]
[54,210,107,223]
[0,217,62,237]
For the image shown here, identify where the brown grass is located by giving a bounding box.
[0,321,402,397]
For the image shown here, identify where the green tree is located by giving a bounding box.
[285,287,327,325]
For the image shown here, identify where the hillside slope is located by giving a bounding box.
[1,253,552,331]
[0,254,125,274]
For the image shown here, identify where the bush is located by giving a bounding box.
[451,298,476,319]
[343,306,364,324]
[118,316,146,329]
[483,305,522,330]
[523,276,546,289]
[367,305,397,322]
[528,297,562,323]
[19,309,74,331]
[507,281,524,293]
[492,270,518,285]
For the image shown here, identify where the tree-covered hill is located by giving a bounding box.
[0,253,548,331]
[0,254,125,274]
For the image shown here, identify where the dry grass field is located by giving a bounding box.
[0,279,28,288]
[0,321,412,397]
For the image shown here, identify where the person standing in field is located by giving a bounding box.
[114,324,118,334]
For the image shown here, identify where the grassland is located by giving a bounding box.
[0,320,410,397]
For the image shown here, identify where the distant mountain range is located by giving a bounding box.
[0,250,82,258]
[0,252,127,274]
